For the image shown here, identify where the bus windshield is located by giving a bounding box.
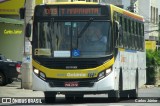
[33,21,111,58]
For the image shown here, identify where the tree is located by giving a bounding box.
[146,50,160,84]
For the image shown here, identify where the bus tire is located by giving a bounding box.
[75,94,84,102]
[120,91,129,100]
[108,69,122,102]
[129,70,138,99]
[44,91,56,103]
[65,94,74,102]
[108,90,120,102]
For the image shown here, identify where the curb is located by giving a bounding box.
[141,85,160,88]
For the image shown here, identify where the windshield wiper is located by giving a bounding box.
[76,18,93,48]
[77,17,93,38]
[48,18,55,51]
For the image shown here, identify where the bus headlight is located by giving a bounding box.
[106,68,112,75]
[34,69,39,74]
[33,68,46,80]
[98,68,112,80]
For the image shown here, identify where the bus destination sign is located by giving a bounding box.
[59,8,101,16]
[43,7,101,16]
[44,8,58,16]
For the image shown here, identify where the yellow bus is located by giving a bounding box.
[25,2,146,103]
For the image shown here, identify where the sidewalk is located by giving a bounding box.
[0,81,44,97]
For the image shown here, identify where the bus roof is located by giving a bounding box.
[41,2,144,22]
[110,4,144,22]
[46,1,99,5]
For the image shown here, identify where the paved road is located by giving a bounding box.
[0,81,160,106]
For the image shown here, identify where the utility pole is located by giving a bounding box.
[21,0,35,89]
[130,0,137,13]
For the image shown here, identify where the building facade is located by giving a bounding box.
[0,0,43,61]
[138,0,159,41]
[0,0,24,61]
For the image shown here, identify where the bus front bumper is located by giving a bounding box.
[32,72,114,93]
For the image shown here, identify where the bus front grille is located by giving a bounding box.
[41,60,99,69]
[47,78,96,87]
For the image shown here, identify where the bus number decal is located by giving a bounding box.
[88,73,96,78]
[44,8,58,16]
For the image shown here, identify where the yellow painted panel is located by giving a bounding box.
[145,41,156,50]
[0,0,43,15]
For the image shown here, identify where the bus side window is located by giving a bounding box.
[134,22,137,50]
[139,23,144,51]
[132,21,135,50]
[119,15,123,48]
[128,19,131,49]
[115,13,124,48]
[138,22,141,50]
[141,24,144,50]
[136,22,139,50]
[113,12,118,47]
[123,17,128,48]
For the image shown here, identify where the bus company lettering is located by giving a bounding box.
[4,29,22,35]
[67,73,86,77]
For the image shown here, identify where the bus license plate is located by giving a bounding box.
[64,82,79,87]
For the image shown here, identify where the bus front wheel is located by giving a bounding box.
[44,91,56,103]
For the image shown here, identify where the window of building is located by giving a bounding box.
[156,8,158,24]
[151,6,153,23]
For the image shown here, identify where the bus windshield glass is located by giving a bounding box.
[33,21,111,58]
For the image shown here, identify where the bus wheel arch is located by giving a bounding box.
[119,68,129,100]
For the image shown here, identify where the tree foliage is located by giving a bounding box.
[146,50,160,84]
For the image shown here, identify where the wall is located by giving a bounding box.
[138,0,159,40]
[0,0,44,61]
[101,0,122,5]
[0,23,24,61]
[122,0,130,10]
[138,0,150,40]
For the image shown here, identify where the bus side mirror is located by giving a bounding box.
[25,23,31,38]
[19,8,25,19]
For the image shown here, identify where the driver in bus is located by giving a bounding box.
[86,26,107,44]
[82,26,107,52]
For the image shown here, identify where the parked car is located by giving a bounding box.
[0,54,21,86]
